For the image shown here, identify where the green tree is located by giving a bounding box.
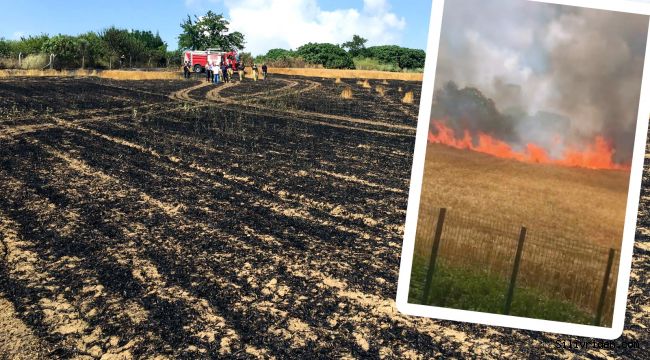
[263,48,295,60]
[101,27,132,67]
[178,11,245,51]
[78,32,109,68]
[125,36,146,67]
[432,81,518,141]
[342,35,368,58]
[130,30,166,51]
[296,43,354,69]
[397,48,426,70]
[255,48,296,66]
[14,34,50,54]
[166,49,184,68]
[130,30,167,66]
[42,35,80,69]
[0,38,12,57]
[365,45,402,67]
[364,45,426,70]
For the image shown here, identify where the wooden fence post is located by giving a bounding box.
[594,248,616,326]
[421,208,446,304]
[504,226,527,315]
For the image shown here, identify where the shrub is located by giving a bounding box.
[263,48,295,60]
[254,56,309,68]
[353,57,400,72]
[295,43,354,69]
[21,54,48,69]
[0,58,17,69]
[365,45,426,70]
[238,52,253,67]
[398,48,426,70]
[365,45,402,66]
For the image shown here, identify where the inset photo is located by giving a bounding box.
[397,0,650,339]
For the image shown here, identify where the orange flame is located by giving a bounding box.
[428,120,629,170]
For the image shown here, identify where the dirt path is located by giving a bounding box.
[169,81,213,102]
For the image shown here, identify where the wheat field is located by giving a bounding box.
[411,144,629,323]
[417,144,629,248]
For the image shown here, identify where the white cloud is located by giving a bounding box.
[12,31,24,40]
[225,0,406,55]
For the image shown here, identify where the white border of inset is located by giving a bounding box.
[395,0,650,340]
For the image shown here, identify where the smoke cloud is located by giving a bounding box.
[433,0,648,163]
[432,82,520,142]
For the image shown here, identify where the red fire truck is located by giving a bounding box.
[183,49,239,73]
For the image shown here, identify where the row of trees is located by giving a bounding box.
[0,11,245,70]
[0,10,424,72]
[255,35,426,71]
[0,28,177,69]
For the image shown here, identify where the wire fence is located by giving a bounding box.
[410,206,620,327]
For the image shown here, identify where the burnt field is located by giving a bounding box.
[0,75,648,359]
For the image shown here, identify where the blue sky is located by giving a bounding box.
[0,0,432,55]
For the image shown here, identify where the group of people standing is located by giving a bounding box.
[251,64,269,81]
[204,62,243,83]
[182,61,269,83]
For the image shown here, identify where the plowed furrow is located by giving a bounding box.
[11,140,367,357]
[51,117,409,233]
[0,205,107,358]
[0,144,253,358]
[33,127,405,290]
[81,113,411,210]
[20,141,444,358]
[0,172,184,358]
[90,124,407,231]
[2,130,438,357]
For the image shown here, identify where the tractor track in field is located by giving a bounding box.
[204,78,306,103]
[169,81,215,102]
[204,81,242,103]
[213,79,301,101]
[1,76,414,138]
[0,76,648,359]
[202,78,415,135]
[254,79,320,100]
